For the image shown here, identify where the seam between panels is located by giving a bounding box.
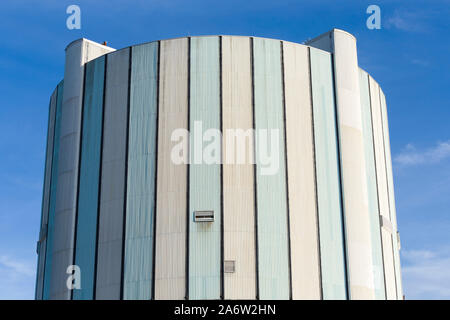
[71,62,87,300]
[250,37,260,300]
[330,52,350,300]
[185,37,191,301]
[151,41,161,301]
[120,46,133,300]
[368,75,388,300]
[219,36,225,300]
[308,47,324,300]
[378,85,398,300]
[280,41,293,300]
[93,54,108,300]
[40,89,58,300]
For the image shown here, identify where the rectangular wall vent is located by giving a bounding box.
[193,210,214,222]
[224,260,235,273]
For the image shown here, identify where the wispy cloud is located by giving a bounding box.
[402,247,450,299]
[410,59,430,67]
[384,10,434,33]
[0,255,35,300]
[394,141,450,166]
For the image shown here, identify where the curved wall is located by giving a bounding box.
[35,31,403,300]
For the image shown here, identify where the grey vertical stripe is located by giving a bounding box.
[219,36,225,300]
[96,48,130,299]
[151,42,161,300]
[93,54,108,299]
[120,46,133,300]
[71,63,87,300]
[250,37,260,300]
[185,37,191,300]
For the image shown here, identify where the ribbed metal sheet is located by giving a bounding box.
[359,69,386,299]
[221,36,257,299]
[189,36,222,300]
[73,56,105,300]
[369,76,396,299]
[253,38,290,300]
[35,88,57,300]
[331,30,375,299]
[379,89,403,299]
[51,40,113,300]
[154,38,188,299]
[43,81,64,300]
[310,47,347,300]
[283,42,321,299]
[95,48,130,300]
[123,42,159,300]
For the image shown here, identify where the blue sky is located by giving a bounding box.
[0,0,449,299]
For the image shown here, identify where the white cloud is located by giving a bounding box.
[394,141,450,166]
[384,9,437,33]
[0,255,35,300]
[402,247,450,299]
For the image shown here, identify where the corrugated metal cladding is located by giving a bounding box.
[36,32,403,300]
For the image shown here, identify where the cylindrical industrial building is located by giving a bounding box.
[35,29,402,300]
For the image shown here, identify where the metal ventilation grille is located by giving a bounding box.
[193,210,214,222]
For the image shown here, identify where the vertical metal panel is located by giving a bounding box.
[332,30,375,299]
[189,36,221,300]
[310,47,347,299]
[359,69,386,299]
[51,40,113,300]
[154,38,188,299]
[36,88,58,300]
[283,42,321,299]
[379,89,403,299]
[42,82,64,300]
[221,36,256,299]
[73,57,105,300]
[123,42,159,300]
[252,37,290,300]
[369,76,396,299]
[95,48,130,300]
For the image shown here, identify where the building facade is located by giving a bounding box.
[35,29,403,300]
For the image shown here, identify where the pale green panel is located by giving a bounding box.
[43,81,64,300]
[380,89,403,298]
[359,69,386,299]
[73,56,105,300]
[309,48,347,300]
[124,42,159,300]
[253,38,290,300]
[189,36,221,300]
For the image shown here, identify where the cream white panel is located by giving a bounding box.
[332,30,375,299]
[369,77,396,299]
[221,36,256,299]
[282,41,321,299]
[154,38,188,299]
[379,89,403,299]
